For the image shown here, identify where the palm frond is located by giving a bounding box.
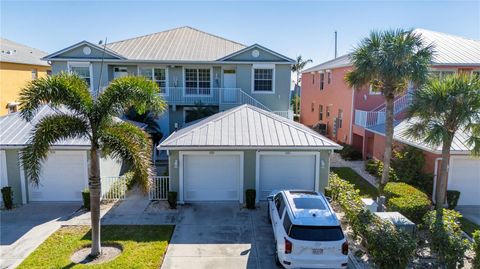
[19,72,93,121]
[95,76,166,125]
[20,114,90,185]
[99,122,153,192]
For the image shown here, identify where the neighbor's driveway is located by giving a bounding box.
[161,202,279,269]
[0,202,80,268]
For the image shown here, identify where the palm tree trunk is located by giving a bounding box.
[89,146,102,256]
[381,95,395,185]
[435,137,452,209]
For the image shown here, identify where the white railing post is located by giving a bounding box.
[149,176,170,200]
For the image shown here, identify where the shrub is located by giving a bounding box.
[81,188,90,210]
[167,191,177,209]
[365,159,378,175]
[338,143,363,161]
[1,186,13,210]
[383,182,431,223]
[410,173,434,196]
[423,209,470,269]
[328,173,416,266]
[391,146,425,183]
[245,189,256,209]
[446,190,461,210]
[473,230,480,269]
[375,159,398,181]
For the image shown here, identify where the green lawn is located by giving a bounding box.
[331,167,380,199]
[459,217,480,237]
[18,225,174,269]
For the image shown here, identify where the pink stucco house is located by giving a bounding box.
[300,29,480,206]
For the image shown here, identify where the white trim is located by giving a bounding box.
[255,151,321,202]
[178,151,244,204]
[160,146,341,151]
[217,44,295,63]
[18,154,27,204]
[49,58,293,65]
[0,150,8,188]
[251,65,276,94]
[68,61,93,92]
[43,40,126,60]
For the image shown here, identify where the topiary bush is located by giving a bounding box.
[328,173,416,267]
[1,186,13,210]
[81,188,90,210]
[423,209,471,269]
[338,143,363,161]
[365,159,378,175]
[473,230,480,269]
[446,190,461,210]
[245,189,256,209]
[167,191,177,209]
[391,146,425,183]
[383,182,431,223]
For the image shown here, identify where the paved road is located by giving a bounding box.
[0,202,80,269]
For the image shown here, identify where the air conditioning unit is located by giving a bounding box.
[312,123,327,135]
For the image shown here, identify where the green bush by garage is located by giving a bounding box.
[383,182,431,223]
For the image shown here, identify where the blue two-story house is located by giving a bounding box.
[44,26,294,141]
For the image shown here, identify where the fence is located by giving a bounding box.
[101,176,128,200]
[149,176,170,200]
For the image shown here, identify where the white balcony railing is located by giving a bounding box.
[149,176,170,200]
[355,94,412,128]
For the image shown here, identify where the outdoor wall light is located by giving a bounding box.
[321,160,325,168]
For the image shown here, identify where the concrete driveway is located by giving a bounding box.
[0,202,80,268]
[457,206,480,225]
[161,202,279,269]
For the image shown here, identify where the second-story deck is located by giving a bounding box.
[354,94,412,128]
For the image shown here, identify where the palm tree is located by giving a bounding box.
[345,29,433,185]
[19,72,166,256]
[291,55,313,115]
[406,74,480,208]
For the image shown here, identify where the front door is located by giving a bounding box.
[223,69,237,103]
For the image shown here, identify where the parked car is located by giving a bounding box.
[268,190,348,268]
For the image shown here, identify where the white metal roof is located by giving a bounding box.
[367,118,473,154]
[0,105,89,148]
[106,26,247,61]
[159,105,341,150]
[304,29,480,73]
[0,38,49,66]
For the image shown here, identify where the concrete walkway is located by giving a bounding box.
[330,153,379,187]
[161,202,279,269]
[0,202,80,269]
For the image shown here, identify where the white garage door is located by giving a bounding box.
[258,153,318,200]
[448,157,480,206]
[183,153,242,201]
[29,151,88,202]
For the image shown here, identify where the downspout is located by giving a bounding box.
[349,87,355,144]
[432,157,442,201]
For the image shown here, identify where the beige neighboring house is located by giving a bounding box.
[0,38,50,116]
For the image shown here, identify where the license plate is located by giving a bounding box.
[312,248,323,255]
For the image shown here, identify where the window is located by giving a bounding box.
[185,68,211,95]
[430,70,455,79]
[327,71,332,84]
[7,103,18,114]
[254,68,273,92]
[184,106,218,124]
[275,193,286,217]
[283,212,292,234]
[69,62,91,88]
[312,74,315,84]
[326,106,331,118]
[139,67,167,94]
[31,69,38,80]
[320,73,325,90]
[338,109,343,128]
[319,105,323,121]
[288,225,344,241]
[311,102,315,112]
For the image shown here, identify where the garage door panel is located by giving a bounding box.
[29,151,87,202]
[259,154,316,200]
[448,158,480,206]
[183,154,240,201]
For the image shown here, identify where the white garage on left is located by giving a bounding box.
[0,105,123,204]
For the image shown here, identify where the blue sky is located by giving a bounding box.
[1,0,479,68]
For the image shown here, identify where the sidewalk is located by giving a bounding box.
[330,153,379,187]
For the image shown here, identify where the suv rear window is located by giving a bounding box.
[288,225,344,241]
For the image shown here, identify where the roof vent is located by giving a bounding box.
[312,213,317,217]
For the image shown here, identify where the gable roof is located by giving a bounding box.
[43,40,127,60]
[366,119,473,154]
[159,104,341,150]
[304,29,480,73]
[0,105,90,148]
[217,44,295,63]
[0,38,49,66]
[106,26,247,61]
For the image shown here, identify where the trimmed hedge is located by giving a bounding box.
[337,143,363,161]
[384,182,431,223]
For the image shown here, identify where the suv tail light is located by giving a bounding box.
[342,241,348,255]
[284,237,292,254]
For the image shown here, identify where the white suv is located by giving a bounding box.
[268,190,348,269]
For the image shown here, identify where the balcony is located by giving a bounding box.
[354,94,412,128]
[160,87,293,119]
